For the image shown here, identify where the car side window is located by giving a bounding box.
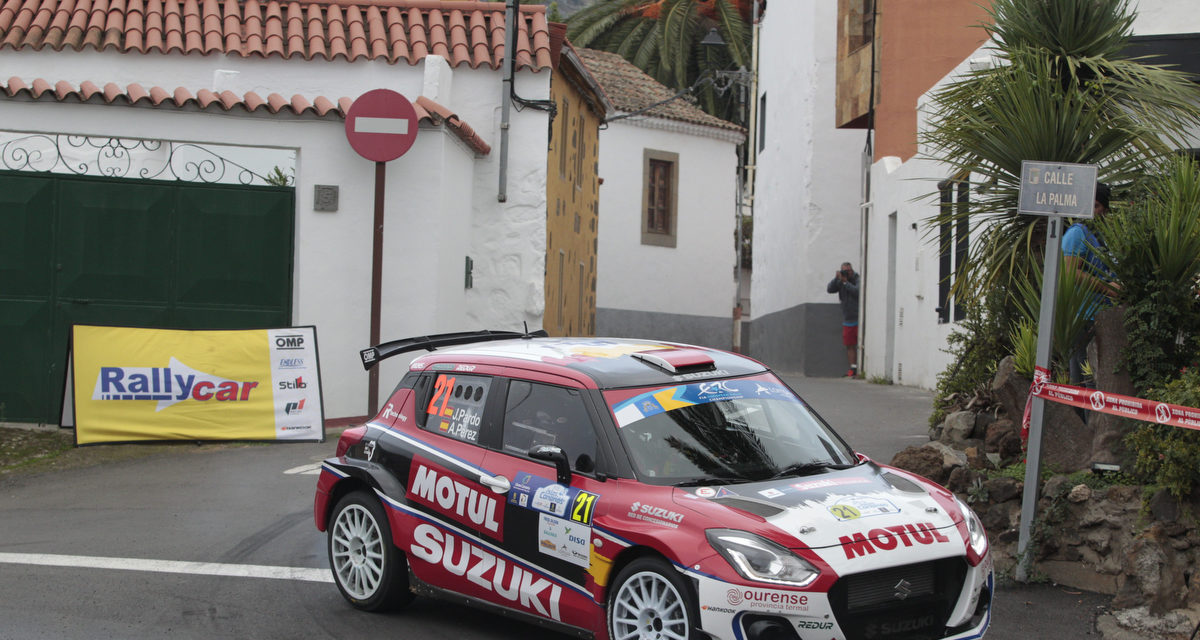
[502,380,598,473]
[419,372,491,445]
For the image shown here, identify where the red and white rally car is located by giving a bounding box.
[315,332,992,640]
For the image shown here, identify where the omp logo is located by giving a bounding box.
[838,522,951,559]
[92,358,259,412]
[278,358,305,370]
[279,377,307,390]
[284,399,305,415]
[274,335,305,350]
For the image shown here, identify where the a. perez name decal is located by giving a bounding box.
[410,523,562,620]
[838,522,950,559]
[408,459,504,540]
[627,501,684,528]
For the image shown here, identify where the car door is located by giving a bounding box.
[479,374,614,631]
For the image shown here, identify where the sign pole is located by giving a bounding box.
[368,161,385,416]
[1015,213,1062,582]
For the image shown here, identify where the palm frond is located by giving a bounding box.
[662,0,703,89]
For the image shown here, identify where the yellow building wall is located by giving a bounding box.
[545,65,602,337]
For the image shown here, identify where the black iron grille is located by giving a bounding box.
[828,558,968,640]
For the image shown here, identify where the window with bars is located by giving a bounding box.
[641,149,678,247]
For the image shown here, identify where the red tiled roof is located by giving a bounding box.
[576,47,742,134]
[0,0,551,69]
[1,76,492,154]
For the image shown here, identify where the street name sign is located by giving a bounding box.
[1018,161,1098,218]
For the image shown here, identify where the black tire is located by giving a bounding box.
[327,490,414,611]
[607,556,699,640]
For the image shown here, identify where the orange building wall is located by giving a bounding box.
[874,0,989,162]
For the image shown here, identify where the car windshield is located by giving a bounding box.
[604,374,858,485]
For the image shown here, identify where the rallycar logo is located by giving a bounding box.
[410,523,562,620]
[92,358,259,411]
[838,522,951,559]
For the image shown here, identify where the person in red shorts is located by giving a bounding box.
[827,262,860,378]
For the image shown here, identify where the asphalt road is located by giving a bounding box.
[0,376,1114,639]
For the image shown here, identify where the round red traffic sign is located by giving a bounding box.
[344,89,419,162]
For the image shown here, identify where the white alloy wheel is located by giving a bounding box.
[611,569,691,640]
[330,502,385,599]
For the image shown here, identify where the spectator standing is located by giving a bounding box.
[827,262,860,378]
[1062,183,1121,386]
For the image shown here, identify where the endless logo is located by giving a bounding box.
[92,357,259,411]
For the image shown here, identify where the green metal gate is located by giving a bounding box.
[0,171,295,424]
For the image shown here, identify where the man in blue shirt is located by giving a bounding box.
[1061,183,1121,385]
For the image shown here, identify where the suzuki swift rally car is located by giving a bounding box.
[315,332,992,640]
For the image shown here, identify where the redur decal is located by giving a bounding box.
[408,459,504,540]
[410,523,562,620]
[92,357,259,412]
[838,522,951,559]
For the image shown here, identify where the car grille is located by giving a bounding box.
[828,558,967,640]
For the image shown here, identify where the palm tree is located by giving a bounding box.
[566,0,759,123]
[922,0,1200,303]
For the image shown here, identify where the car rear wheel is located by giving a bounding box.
[608,556,697,640]
[328,490,414,611]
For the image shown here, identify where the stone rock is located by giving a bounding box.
[1042,475,1072,499]
[990,356,1031,422]
[889,446,947,485]
[924,441,968,470]
[983,476,1021,504]
[941,411,975,445]
[1041,401,1094,473]
[1106,485,1139,503]
[981,502,1012,531]
[1067,484,1092,503]
[1147,488,1180,524]
[965,447,992,470]
[1089,306,1137,466]
[928,424,943,442]
[984,419,1017,453]
[946,466,976,493]
[972,412,997,440]
[1113,526,1190,614]
[1105,607,1196,640]
[1083,528,1112,554]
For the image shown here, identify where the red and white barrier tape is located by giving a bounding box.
[1021,365,1200,440]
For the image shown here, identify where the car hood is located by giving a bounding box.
[672,462,961,550]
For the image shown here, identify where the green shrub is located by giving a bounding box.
[930,286,1017,427]
[1126,366,1200,500]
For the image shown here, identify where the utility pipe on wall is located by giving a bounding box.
[498,0,517,202]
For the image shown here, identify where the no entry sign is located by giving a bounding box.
[345,89,419,162]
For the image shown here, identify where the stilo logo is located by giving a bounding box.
[279,377,307,390]
[285,399,306,415]
[726,589,743,606]
[1090,391,1106,411]
[92,358,259,412]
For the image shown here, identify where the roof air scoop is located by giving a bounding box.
[632,348,716,374]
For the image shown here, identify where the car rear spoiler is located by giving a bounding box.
[359,329,548,370]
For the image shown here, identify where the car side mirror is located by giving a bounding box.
[529,445,572,485]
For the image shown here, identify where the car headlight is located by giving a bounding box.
[954,497,989,562]
[706,529,819,587]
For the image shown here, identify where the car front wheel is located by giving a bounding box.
[608,556,697,640]
[327,490,413,611]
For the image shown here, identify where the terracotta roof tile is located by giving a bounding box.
[0,76,491,153]
[576,47,742,134]
[0,0,548,68]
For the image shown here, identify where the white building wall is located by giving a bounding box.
[860,0,1200,390]
[0,49,554,419]
[595,119,738,342]
[750,0,863,373]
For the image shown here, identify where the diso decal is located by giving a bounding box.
[838,522,951,559]
[410,524,563,620]
[408,459,504,540]
[92,357,259,412]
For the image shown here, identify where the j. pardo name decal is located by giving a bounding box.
[408,459,504,540]
[838,522,951,559]
[410,523,563,620]
[92,357,259,412]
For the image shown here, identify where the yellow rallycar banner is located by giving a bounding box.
[69,325,324,445]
